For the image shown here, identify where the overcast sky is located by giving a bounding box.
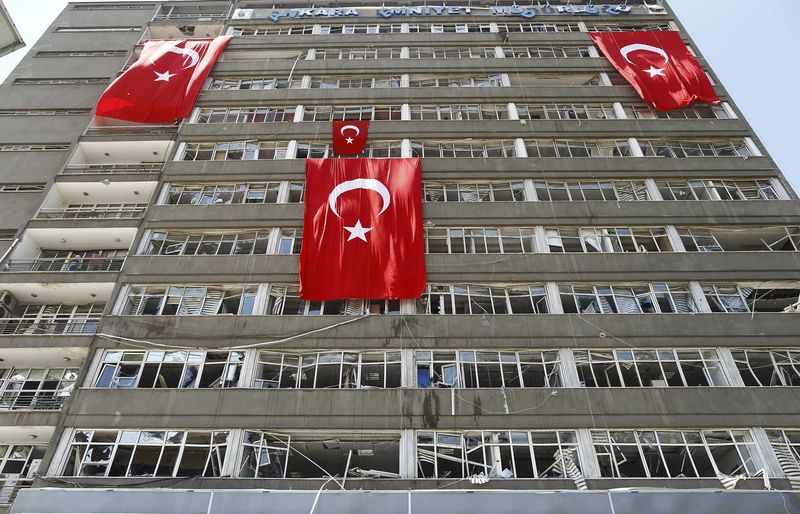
[1,0,798,190]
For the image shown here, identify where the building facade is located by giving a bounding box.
[0,1,799,512]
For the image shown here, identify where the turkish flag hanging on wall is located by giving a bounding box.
[300,158,426,301]
[332,120,370,155]
[96,37,231,123]
[590,31,719,111]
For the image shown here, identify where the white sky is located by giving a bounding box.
[0,0,798,191]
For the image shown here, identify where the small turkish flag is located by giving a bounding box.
[332,120,370,155]
[300,158,426,300]
[590,31,719,111]
[96,37,231,124]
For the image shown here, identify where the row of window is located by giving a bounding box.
[90,347,800,390]
[13,78,108,85]
[54,427,800,481]
[162,179,780,205]
[179,138,752,161]
[0,183,46,192]
[193,103,730,123]
[119,282,799,317]
[302,46,592,60]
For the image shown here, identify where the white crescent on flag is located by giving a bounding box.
[619,43,670,65]
[339,124,361,137]
[328,178,391,218]
[148,41,201,70]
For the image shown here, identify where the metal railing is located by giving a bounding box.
[0,317,101,336]
[0,393,68,411]
[36,206,145,220]
[0,477,33,506]
[61,163,163,175]
[152,12,228,22]
[83,124,178,136]
[5,257,125,273]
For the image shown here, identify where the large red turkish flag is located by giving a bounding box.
[96,37,231,123]
[590,31,719,111]
[300,158,426,301]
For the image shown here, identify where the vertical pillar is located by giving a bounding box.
[513,138,528,158]
[545,282,564,314]
[644,179,663,201]
[400,429,417,478]
[716,348,746,387]
[401,104,411,121]
[751,427,786,479]
[524,179,538,202]
[612,103,627,120]
[558,349,581,387]
[665,226,687,252]
[401,348,415,388]
[688,281,713,313]
[507,102,519,120]
[769,178,792,200]
[533,226,550,253]
[575,429,601,478]
[627,138,644,157]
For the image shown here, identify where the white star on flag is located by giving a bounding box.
[644,66,666,78]
[154,70,176,82]
[344,220,372,242]
[346,137,354,144]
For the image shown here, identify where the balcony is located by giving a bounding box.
[0,477,33,506]
[4,256,125,273]
[83,121,178,139]
[0,317,101,336]
[36,206,145,220]
[0,392,69,411]
[61,163,163,176]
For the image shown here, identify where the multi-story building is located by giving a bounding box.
[0,1,799,512]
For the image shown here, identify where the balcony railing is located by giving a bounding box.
[36,206,145,220]
[61,163,163,175]
[0,477,33,506]
[152,12,228,22]
[5,257,125,273]
[0,392,68,411]
[0,317,101,336]
[83,124,178,136]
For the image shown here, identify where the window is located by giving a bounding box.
[195,107,296,124]
[0,109,89,116]
[702,284,750,313]
[14,77,108,85]
[276,229,302,255]
[62,429,229,477]
[410,140,517,158]
[36,50,128,57]
[766,430,800,478]
[517,103,618,120]
[265,285,400,316]
[309,76,401,89]
[639,139,752,158]
[94,350,244,389]
[73,3,154,9]
[255,351,401,389]
[0,184,45,192]
[732,350,800,386]
[546,227,670,253]
[703,283,800,313]
[501,22,580,33]
[146,231,272,256]
[302,105,402,122]
[425,227,536,254]
[626,103,730,120]
[165,182,301,205]
[0,445,46,477]
[0,230,15,241]
[559,283,696,314]
[592,429,764,478]
[533,180,649,201]
[296,141,402,159]
[657,179,778,201]
[232,26,315,36]
[504,46,591,58]
[423,181,526,202]
[123,285,258,316]
[415,351,561,388]
[416,284,549,315]
[417,431,580,479]
[54,26,141,32]
[419,23,491,33]
[586,23,672,32]
[409,104,509,121]
[0,143,69,151]
[409,75,503,88]
[676,227,723,252]
[3,304,104,334]
[181,141,288,161]
[315,48,401,60]
[0,368,77,410]
[526,139,631,158]
[239,432,400,479]
[207,77,300,90]
[575,349,728,387]
[408,47,491,59]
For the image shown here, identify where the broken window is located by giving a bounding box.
[730,349,800,386]
[559,283,695,314]
[0,367,78,410]
[63,429,229,477]
[766,430,800,478]
[416,284,548,314]
[703,283,800,313]
[546,227,670,253]
[425,227,536,254]
[415,350,561,388]
[422,181,526,202]
[592,429,764,478]
[533,180,649,201]
[255,351,401,389]
[265,285,400,316]
[678,226,800,252]
[123,285,258,315]
[574,349,728,387]
[238,431,400,479]
[94,350,245,389]
[639,139,752,158]
[416,430,579,479]
[165,182,299,205]
[656,178,778,201]
[146,230,272,256]
[0,444,46,478]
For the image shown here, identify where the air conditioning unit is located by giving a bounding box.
[0,290,16,319]
[232,9,253,19]
[645,4,667,14]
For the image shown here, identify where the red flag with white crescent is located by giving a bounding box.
[300,158,426,300]
[333,120,370,155]
[96,37,231,123]
[590,31,719,111]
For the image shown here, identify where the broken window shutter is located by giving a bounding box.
[344,300,365,315]
[772,444,800,489]
[615,295,641,314]
[552,449,587,490]
[669,291,694,313]
[200,290,224,315]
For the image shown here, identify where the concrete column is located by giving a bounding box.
[400,429,417,478]
[506,102,519,120]
[575,429,602,478]
[111,285,130,315]
[500,73,512,87]
[644,178,663,201]
[743,137,762,157]
[769,178,792,200]
[494,46,505,58]
[401,104,411,121]
[545,282,564,314]
[688,281,713,313]
[599,72,612,86]
[401,348,415,388]
[721,101,738,119]
[304,48,316,60]
[300,75,311,89]
[293,105,305,123]
[400,46,409,58]
[627,137,644,157]
[81,347,106,389]
[311,24,322,35]
[400,73,410,88]
[489,22,499,33]
[612,102,627,120]
[524,179,538,202]
[513,138,528,158]
[222,429,245,477]
[558,349,581,387]
[751,427,786,479]
[577,21,589,32]
[239,349,259,388]
[253,283,272,315]
[285,140,298,159]
[587,45,600,58]
[401,139,412,158]
[400,298,417,314]
[716,348,746,387]
[665,226,687,252]
[46,428,74,475]
[533,226,550,253]
[401,22,409,34]
[173,142,186,161]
